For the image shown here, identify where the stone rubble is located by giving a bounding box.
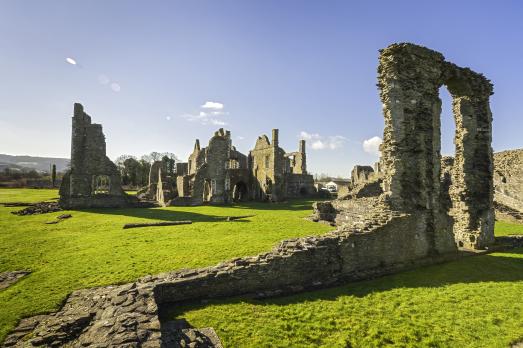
[0,271,30,290]
[11,202,61,216]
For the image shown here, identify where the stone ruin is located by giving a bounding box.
[172,128,315,205]
[319,42,496,250]
[59,104,131,209]
[493,149,523,216]
[137,161,177,206]
[6,43,503,346]
[57,105,316,209]
[350,165,375,186]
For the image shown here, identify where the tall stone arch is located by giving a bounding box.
[378,43,494,250]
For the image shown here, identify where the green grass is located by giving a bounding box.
[1,188,522,347]
[495,220,523,236]
[0,188,331,341]
[174,249,523,347]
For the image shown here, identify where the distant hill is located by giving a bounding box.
[0,154,70,173]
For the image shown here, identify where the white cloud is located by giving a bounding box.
[300,131,346,151]
[237,136,245,140]
[166,116,171,121]
[181,100,228,126]
[66,57,77,65]
[201,101,224,110]
[363,136,382,155]
[311,140,326,150]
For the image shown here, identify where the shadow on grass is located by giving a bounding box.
[164,248,523,319]
[228,198,318,211]
[81,207,251,224]
[79,198,318,222]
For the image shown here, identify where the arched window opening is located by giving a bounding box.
[92,175,110,195]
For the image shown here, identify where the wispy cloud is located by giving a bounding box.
[181,101,228,126]
[299,131,346,150]
[201,101,224,110]
[362,136,382,155]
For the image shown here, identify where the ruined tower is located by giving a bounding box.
[59,103,129,209]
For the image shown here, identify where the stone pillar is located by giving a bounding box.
[448,95,494,249]
[299,140,306,174]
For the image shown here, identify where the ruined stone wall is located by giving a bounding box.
[203,130,230,204]
[154,202,452,305]
[287,140,307,175]
[249,131,286,201]
[59,103,129,209]
[378,43,494,250]
[250,130,314,201]
[188,140,204,175]
[494,149,523,212]
[286,173,315,197]
[350,165,374,186]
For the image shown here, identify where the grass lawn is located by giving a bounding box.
[495,219,523,236]
[0,188,331,342]
[1,188,522,346]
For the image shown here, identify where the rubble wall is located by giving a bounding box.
[153,205,451,304]
[494,149,523,212]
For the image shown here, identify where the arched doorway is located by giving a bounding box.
[203,180,212,202]
[232,181,248,202]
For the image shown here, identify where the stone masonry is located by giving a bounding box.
[494,149,523,213]
[377,43,495,250]
[173,128,315,205]
[59,103,130,209]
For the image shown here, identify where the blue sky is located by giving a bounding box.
[1,1,522,177]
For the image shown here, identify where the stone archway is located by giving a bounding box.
[232,181,248,202]
[378,43,494,250]
[203,180,212,202]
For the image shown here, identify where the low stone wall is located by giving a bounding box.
[154,207,453,304]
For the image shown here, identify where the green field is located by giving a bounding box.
[1,188,522,347]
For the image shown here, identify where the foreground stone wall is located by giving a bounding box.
[59,103,129,209]
[154,205,446,304]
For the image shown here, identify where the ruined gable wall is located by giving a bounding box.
[204,132,230,204]
[60,103,128,209]
[249,135,275,200]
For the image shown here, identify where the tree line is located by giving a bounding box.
[115,152,179,188]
